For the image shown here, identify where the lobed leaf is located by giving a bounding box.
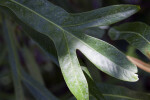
[62,5,140,30]
[0,0,140,99]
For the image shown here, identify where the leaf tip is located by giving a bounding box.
[131,5,141,12]
[132,73,139,82]
[136,5,141,11]
[108,28,119,40]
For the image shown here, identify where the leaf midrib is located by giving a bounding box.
[9,0,136,74]
[10,0,86,98]
[62,31,85,99]
[118,31,150,44]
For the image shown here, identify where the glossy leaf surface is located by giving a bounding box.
[0,0,140,99]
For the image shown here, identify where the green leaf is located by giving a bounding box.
[126,46,138,58]
[52,0,72,12]
[69,83,150,100]
[23,47,44,85]
[108,22,150,58]
[61,5,140,30]
[85,27,105,39]
[2,16,25,100]
[68,96,99,100]
[82,67,104,100]
[21,70,58,100]
[0,0,140,99]
[97,83,150,100]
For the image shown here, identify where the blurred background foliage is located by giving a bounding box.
[0,0,150,100]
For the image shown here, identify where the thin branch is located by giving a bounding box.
[127,56,150,73]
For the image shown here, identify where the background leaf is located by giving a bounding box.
[69,82,150,100]
[82,67,104,100]
[0,47,7,66]
[108,22,150,59]
[21,70,58,100]
[2,15,25,100]
[97,83,150,100]
[23,47,44,85]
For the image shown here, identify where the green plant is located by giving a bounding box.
[0,0,150,100]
